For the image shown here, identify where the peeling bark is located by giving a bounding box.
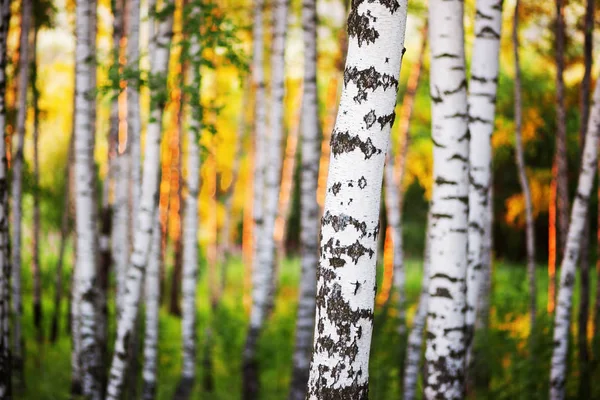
[306,0,408,397]
[549,78,600,400]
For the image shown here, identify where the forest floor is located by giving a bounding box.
[13,255,600,399]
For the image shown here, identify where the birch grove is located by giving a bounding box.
[306,0,408,396]
[465,0,502,362]
[106,3,174,397]
[425,0,469,398]
[550,76,600,400]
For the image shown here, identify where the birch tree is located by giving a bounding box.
[72,0,102,397]
[577,1,593,397]
[142,211,161,400]
[424,0,469,398]
[11,0,32,375]
[404,212,432,400]
[306,0,408,396]
[465,0,502,365]
[178,3,201,392]
[513,0,536,331]
[242,0,270,399]
[128,0,142,232]
[0,0,12,396]
[287,0,319,396]
[549,75,600,400]
[106,3,174,397]
[554,0,569,255]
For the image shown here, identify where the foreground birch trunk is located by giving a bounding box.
[128,0,142,234]
[106,4,174,397]
[73,0,102,397]
[287,0,319,397]
[512,0,536,330]
[550,77,600,400]
[425,0,469,398]
[465,0,502,367]
[403,212,432,400]
[0,0,11,396]
[306,0,408,396]
[11,0,32,377]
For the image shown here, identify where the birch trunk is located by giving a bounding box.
[128,0,142,235]
[252,0,289,341]
[306,0,408,396]
[475,184,493,332]
[403,212,432,400]
[425,0,469,398]
[179,14,201,391]
[73,0,102,397]
[548,161,557,313]
[0,0,11,396]
[577,2,593,397]
[287,0,319,397]
[513,0,536,332]
[31,26,43,343]
[555,0,569,256]
[465,0,502,359]
[106,4,173,397]
[11,0,32,376]
[549,78,600,400]
[142,210,161,400]
[241,0,268,393]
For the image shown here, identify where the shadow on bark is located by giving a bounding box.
[242,326,260,400]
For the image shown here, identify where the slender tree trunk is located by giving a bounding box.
[11,0,32,379]
[142,210,161,400]
[73,0,102,397]
[50,138,73,343]
[513,0,536,335]
[555,0,569,257]
[0,0,12,396]
[105,4,173,398]
[577,2,593,398]
[274,89,301,267]
[176,7,201,394]
[475,184,493,332]
[403,211,432,400]
[465,0,503,372]
[306,0,408,397]
[425,0,469,398]
[128,0,141,237]
[241,0,268,394]
[549,161,557,313]
[31,26,43,343]
[550,78,600,400]
[287,0,319,397]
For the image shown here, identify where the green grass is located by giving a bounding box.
[13,250,600,399]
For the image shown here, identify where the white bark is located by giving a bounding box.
[127,0,141,236]
[288,0,319,397]
[549,76,600,400]
[106,4,173,398]
[306,0,408,396]
[73,0,102,397]
[113,153,130,314]
[465,0,502,359]
[11,0,32,373]
[425,0,469,398]
[0,0,11,395]
[253,0,289,328]
[181,21,201,382]
[404,212,432,400]
[142,210,161,400]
